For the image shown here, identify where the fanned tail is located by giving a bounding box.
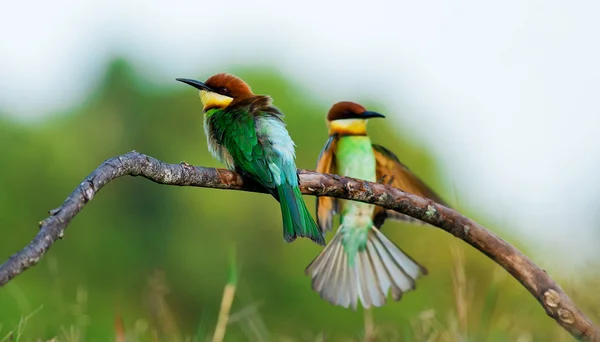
[278,184,325,246]
[305,225,426,309]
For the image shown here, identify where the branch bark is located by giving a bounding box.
[0,151,597,341]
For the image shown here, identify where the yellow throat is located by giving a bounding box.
[200,90,233,111]
[328,119,368,135]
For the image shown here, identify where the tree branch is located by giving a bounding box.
[0,151,597,341]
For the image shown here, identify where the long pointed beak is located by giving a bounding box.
[362,111,386,119]
[176,78,214,92]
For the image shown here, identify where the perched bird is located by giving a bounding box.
[306,101,447,309]
[176,73,325,246]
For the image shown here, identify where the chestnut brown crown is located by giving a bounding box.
[326,101,386,135]
[204,73,254,99]
[327,101,367,121]
[327,101,386,121]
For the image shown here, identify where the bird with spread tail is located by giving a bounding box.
[176,73,325,246]
[306,101,447,309]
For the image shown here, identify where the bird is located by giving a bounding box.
[305,101,447,309]
[176,73,325,246]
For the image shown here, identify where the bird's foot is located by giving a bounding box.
[377,175,395,186]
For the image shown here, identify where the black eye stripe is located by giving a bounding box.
[344,110,356,118]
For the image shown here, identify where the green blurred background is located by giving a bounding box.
[0,59,597,341]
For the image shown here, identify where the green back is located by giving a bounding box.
[207,105,298,190]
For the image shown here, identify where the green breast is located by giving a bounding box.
[336,136,376,257]
[336,136,376,183]
[336,136,377,219]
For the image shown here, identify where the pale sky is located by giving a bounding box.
[1,0,599,274]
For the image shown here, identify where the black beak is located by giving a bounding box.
[362,111,386,119]
[176,78,214,92]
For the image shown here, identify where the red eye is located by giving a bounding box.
[218,87,229,94]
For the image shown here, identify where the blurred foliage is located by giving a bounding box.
[0,59,597,341]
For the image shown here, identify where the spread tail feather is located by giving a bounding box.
[305,226,426,309]
[278,185,325,246]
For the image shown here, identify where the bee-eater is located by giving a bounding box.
[176,73,325,246]
[306,101,447,309]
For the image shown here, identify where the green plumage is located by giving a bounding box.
[204,97,325,246]
[336,136,377,264]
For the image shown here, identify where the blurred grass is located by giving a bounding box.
[0,241,550,341]
[0,58,597,341]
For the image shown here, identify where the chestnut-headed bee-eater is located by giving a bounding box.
[306,101,447,309]
[176,73,325,246]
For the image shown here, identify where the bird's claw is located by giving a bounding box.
[386,176,395,186]
[377,175,395,186]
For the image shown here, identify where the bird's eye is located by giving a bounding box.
[218,87,229,94]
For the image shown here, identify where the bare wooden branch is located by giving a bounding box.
[0,151,597,341]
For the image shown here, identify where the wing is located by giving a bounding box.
[220,96,304,199]
[371,144,447,228]
[315,134,339,233]
[218,108,279,191]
